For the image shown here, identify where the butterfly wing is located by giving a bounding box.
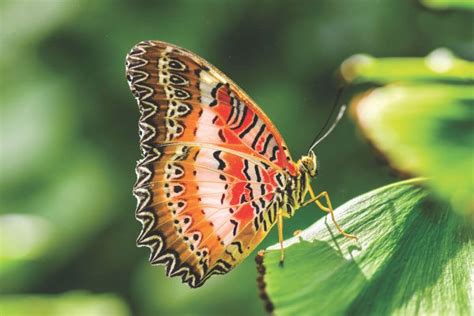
[126,41,295,287]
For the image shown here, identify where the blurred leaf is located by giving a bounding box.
[344,49,474,216]
[341,49,474,84]
[0,291,130,316]
[0,150,116,291]
[0,214,52,261]
[0,78,76,187]
[421,0,474,10]
[0,0,80,65]
[257,179,473,315]
[351,84,473,215]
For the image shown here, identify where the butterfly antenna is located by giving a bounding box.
[308,87,346,153]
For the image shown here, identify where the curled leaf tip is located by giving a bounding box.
[340,54,374,82]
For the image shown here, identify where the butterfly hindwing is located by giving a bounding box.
[126,41,294,287]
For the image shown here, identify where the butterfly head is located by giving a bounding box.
[298,151,318,178]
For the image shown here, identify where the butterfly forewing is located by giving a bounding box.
[126,41,296,287]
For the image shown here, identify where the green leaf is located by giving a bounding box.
[343,50,474,216]
[351,84,473,216]
[340,49,474,84]
[421,0,474,10]
[257,179,472,316]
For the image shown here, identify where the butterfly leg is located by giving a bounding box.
[277,209,285,266]
[306,186,358,240]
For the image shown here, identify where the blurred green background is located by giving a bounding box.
[0,0,472,315]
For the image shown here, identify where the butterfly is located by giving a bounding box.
[125,40,356,288]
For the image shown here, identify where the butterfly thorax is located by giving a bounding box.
[280,153,318,217]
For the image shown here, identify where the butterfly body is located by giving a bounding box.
[126,41,350,288]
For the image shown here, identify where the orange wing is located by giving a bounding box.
[126,41,295,287]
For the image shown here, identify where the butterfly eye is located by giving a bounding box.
[314,158,320,177]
